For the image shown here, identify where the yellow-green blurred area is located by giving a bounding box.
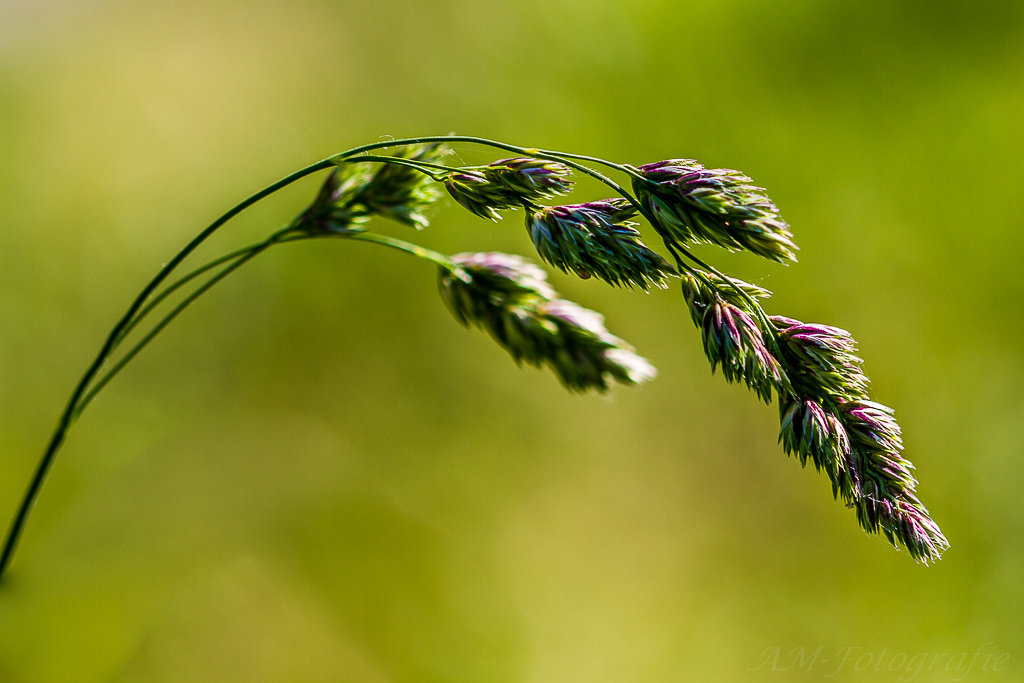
[0,0,1021,680]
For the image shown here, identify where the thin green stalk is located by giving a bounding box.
[348,232,457,269]
[0,159,332,577]
[113,231,309,349]
[74,245,271,418]
[331,135,531,162]
[340,154,450,180]
[76,232,319,418]
[78,231,453,418]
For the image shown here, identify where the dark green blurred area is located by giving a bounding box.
[1,0,1021,680]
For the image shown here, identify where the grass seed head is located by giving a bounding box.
[526,199,674,290]
[838,399,948,563]
[297,143,447,232]
[771,316,870,401]
[634,159,798,263]
[444,157,573,220]
[438,252,655,392]
[699,297,784,403]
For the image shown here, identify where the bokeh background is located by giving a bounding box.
[1,0,1021,681]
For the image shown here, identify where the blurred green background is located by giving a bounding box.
[0,0,1021,681]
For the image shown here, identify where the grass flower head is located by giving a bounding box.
[439,252,655,392]
[634,159,797,263]
[297,143,446,233]
[444,157,573,220]
[0,134,946,579]
[526,199,674,289]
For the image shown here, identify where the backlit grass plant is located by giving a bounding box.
[0,136,949,577]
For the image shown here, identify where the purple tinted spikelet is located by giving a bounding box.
[701,299,784,403]
[438,252,655,392]
[633,159,797,263]
[444,158,573,220]
[680,268,771,327]
[297,144,446,233]
[680,270,782,402]
[839,400,949,563]
[778,395,850,483]
[769,314,946,562]
[526,199,674,290]
[771,316,869,401]
[359,144,446,228]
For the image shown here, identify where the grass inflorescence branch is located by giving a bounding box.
[0,135,947,578]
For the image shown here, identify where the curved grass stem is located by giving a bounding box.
[0,134,777,578]
[348,232,457,269]
[73,230,453,420]
[338,155,451,180]
[112,230,307,349]
[74,232,320,419]
[330,136,648,215]
[73,245,269,418]
[0,159,332,577]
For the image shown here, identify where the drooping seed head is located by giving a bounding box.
[778,395,850,482]
[526,199,674,289]
[359,143,447,228]
[633,159,798,263]
[771,316,869,401]
[538,298,657,391]
[444,157,574,220]
[293,165,375,234]
[700,297,785,403]
[439,251,554,331]
[438,252,655,392]
[297,143,447,233]
[680,269,770,327]
[837,399,948,563]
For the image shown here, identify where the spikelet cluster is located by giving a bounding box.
[680,270,782,403]
[526,199,673,290]
[634,159,797,263]
[679,269,771,326]
[439,252,655,392]
[778,396,850,483]
[770,316,948,562]
[674,265,945,560]
[444,158,573,220]
[299,143,945,562]
[297,144,446,233]
[772,317,869,401]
